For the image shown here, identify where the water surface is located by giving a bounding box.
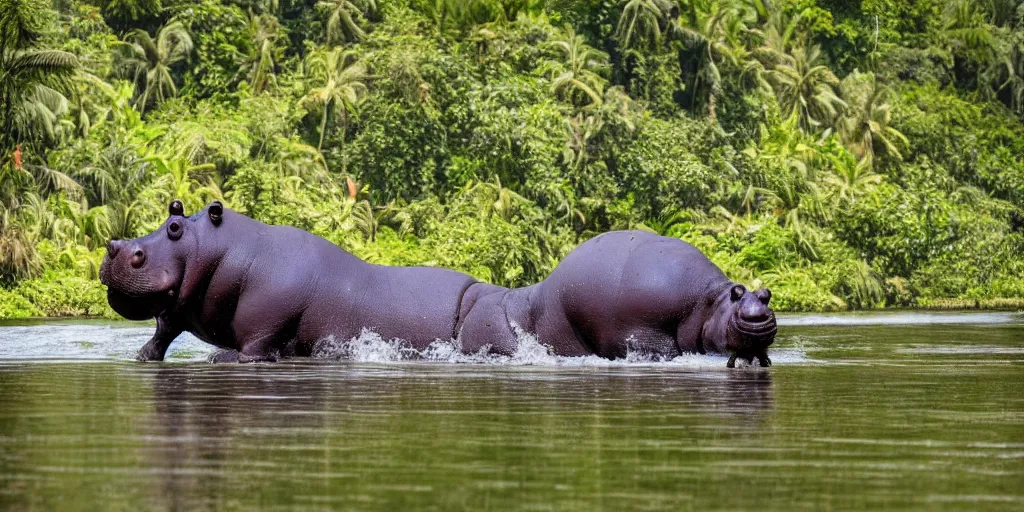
[0,312,1022,510]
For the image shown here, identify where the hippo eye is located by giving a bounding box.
[169,199,184,217]
[730,284,746,302]
[167,221,183,240]
[208,200,223,226]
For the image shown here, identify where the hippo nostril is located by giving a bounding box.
[739,301,771,323]
[130,249,145,268]
[741,310,769,322]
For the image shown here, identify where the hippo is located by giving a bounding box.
[456,230,776,367]
[100,200,777,366]
[100,200,477,363]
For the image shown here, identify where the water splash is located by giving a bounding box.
[308,326,809,368]
[0,321,810,366]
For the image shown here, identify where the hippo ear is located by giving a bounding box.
[169,199,184,217]
[208,201,223,226]
[755,288,772,305]
[730,284,746,302]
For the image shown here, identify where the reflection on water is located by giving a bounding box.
[0,313,1023,510]
[140,365,775,509]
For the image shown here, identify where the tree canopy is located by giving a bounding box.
[1,0,1023,318]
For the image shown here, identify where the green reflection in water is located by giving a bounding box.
[1,316,1022,511]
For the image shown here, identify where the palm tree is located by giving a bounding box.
[423,0,524,33]
[765,41,845,133]
[0,0,79,150]
[269,137,332,184]
[763,180,829,261]
[751,10,802,69]
[43,194,111,249]
[726,181,772,217]
[140,154,222,216]
[544,24,610,107]
[827,152,883,204]
[70,72,117,138]
[563,113,603,171]
[837,70,908,164]
[7,80,71,145]
[112,20,193,115]
[299,47,368,151]
[452,177,534,223]
[103,0,162,22]
[615,0,671,52]
[637,209,696,238]
[316,0,376,45]
[673,0,754,122]
[241,12,283,94]
[72,135,147,206]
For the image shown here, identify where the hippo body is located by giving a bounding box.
[101,202,776,366]
[456,231,775,364]
[101,201,475,362]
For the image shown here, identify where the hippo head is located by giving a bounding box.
[100,199,224,320]
[702,284,777,367]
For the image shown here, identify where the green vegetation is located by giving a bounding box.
[1,0,1022,317]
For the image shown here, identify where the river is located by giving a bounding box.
[0,312,1022,510]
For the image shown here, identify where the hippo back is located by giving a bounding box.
[528,231,732,357]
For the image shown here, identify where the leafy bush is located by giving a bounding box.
[618,116,732,218]
[0,288,40,319]
[14,272,113,318]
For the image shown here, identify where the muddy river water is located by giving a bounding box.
[0,312,1022,510]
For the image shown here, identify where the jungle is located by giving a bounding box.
[1,0,1023,318]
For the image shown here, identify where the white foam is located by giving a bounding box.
[0,322,810,367]
[308,326,810,368]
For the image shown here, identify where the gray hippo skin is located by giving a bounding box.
[101,201,776,366]
[456,230,776,367]
[100,200,476,363]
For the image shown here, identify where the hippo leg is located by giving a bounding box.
[757,353,772,367]
[136,316,182,362]
[238,350,278,363]
[209,350,240,363]
[457,291,519,356]
[230,296,296,363]
[230,330,282,363]
[726,354,738,368]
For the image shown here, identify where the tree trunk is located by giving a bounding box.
[318,104,329,151]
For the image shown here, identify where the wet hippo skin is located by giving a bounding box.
[100,201,776,366]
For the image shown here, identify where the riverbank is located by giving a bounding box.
[1,288,1020,322]
[915,297,1024,311]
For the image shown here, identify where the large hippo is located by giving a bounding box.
[100,200,477,362]
[100,200,776,366]
[456,231,776,367]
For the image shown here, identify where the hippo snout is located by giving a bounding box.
[105,240,146,268]
[726,288,778,368]
[106,239,125,259]
[739,301,770,322]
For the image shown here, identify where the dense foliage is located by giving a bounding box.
[1,0,1023,318]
